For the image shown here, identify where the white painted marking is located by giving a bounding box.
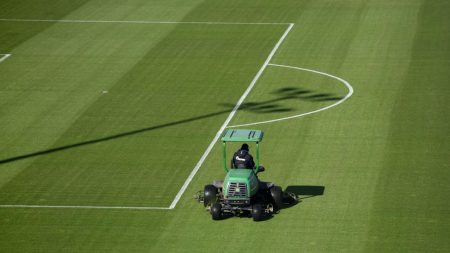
[228,63,354,128]
[0,18,291,26]
[0,23,295,211]
[168,23,295,209]
[0,204,170,210]
[0,54,11,63]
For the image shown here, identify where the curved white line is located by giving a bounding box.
[228,64,354,128]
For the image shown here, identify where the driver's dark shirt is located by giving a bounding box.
[231,149,255,169]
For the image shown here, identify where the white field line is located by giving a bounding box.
[0,23,294,211]
[228,63,354,128]
[0,18,290,26]
[168,23,295,209]
[0,204,170,210]
[0,53,11,63]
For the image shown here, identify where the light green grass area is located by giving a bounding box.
[0,0,449,252]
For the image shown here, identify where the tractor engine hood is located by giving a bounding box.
[224,169,259,199]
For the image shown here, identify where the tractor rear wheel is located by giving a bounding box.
[204,184,218,207]
[270,186,283,210]
[251,203,263,221]
[211,203,222,220]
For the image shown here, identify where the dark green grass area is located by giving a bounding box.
[0,0,92,52]
[1,0,449,252]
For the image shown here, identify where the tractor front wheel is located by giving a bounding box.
[251,203,263,221]
[211,203,222,220]
[204,184,218,207]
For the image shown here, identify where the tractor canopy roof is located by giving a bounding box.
[221,129,264,143]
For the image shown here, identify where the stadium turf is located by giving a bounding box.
[0,0,449,252]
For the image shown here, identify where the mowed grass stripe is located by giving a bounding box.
[0,23,286,207]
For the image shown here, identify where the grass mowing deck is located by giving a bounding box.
[1,0,449,252]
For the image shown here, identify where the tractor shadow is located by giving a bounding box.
[273,87,343,102]
[217,185,325,222]
[283,185,325,208]
[220,87,343,114]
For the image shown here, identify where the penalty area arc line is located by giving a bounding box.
[227,63,354,128]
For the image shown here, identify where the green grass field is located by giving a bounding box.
[0,0,449,252]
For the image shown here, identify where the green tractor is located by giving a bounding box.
[196,129,296,221]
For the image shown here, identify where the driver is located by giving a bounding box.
[231,143,255,169]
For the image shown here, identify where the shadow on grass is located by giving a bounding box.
[285,185,325,200]
[262,185,325,221]
[220,87,343,114]
[0,86,341,165]
[211,185,325,222]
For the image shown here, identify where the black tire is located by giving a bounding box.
[251,203,263,221]
[203,184,218,207]
[270,186,283,210]
[211,203,222,220]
